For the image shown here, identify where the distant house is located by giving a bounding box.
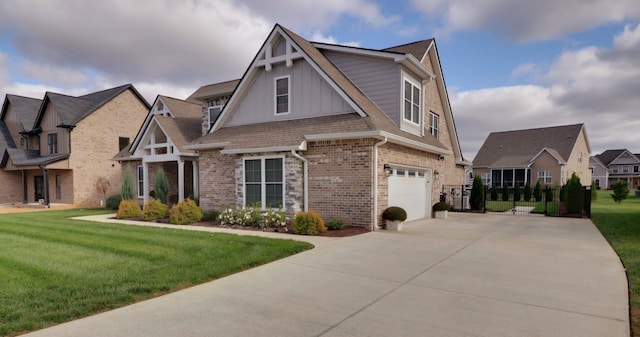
[472,124,592,187]
[592,149,640,189]
[589,156,609,189]
[0,85,149,206]
[181,24,468,228]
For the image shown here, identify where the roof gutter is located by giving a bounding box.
[305,131,452,155]
[184,142,230,151]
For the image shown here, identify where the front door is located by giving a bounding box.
[34,176,44,201]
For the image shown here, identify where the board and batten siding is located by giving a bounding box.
[3,105,25,147]
[40,105,69,154]
[324,51,401,122]
[225,60,355,127]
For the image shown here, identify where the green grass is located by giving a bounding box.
[0,209,312,336]
[591,189,640,335]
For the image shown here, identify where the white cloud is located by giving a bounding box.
[19,61,88,87]
[310,31,361,47]
[411,0,640,42]
[454,23,640,161]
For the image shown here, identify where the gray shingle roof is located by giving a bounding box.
[1,94,42,131]
[473,124,585,168]
[595,149,628,166]
[187,79,240,103]
[383,39,433,61]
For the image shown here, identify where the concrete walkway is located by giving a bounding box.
[23,213,629,337]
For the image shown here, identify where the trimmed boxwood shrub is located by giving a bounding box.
[533,181,543,201]
[490,186,498,201]
[382,206,407,221]
[469,176,484,210]
[513,183,522,202]
[327,219,346,230]
[524,183,532,202]
[545,186,554,202]
[143,199,169,221]
[432,202,450,211]
[106,194,122,210]
[502,182,509,201]
[292,211,327,235]
[170,199,203,225]
[116,199,142,219]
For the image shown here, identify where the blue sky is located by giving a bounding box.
[0,0,639,160]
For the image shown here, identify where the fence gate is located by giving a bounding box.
[441,185,591,218]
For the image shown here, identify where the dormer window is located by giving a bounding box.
[157,101,164,111]
[47,133,58,154]
[403,79,420,124]
[208,106,222,128]
[274,76,290,115]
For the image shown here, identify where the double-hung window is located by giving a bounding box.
[274,76,290,115]
[244,157,284,208]
[47,133,58,154]
[538,171,552,184]
[208,106,222,128]
[429,112,439,138]
[403,79,420,124]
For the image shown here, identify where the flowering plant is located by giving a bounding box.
[261,208,288,230]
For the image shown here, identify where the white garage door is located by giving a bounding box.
[388,167,432,221]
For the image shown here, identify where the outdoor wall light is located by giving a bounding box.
[383,164,393,175]
[434,170,440,175]
[438,154,445,161]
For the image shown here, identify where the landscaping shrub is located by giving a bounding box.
[143,199,169,221]
[261,208,288,230]
[502,182,509,201]
[154,169,169,204]
[533,181,542,201]
[327,219,346,230]
[611,180,630,204]
[469,176,484,210]
[490,186,498,201]
[202,210,220,221]
[524,183,532,202]
[545,186,554,202]
[170,199,203,225]
[116,199,142,219]
[559,184,567,202]
[513,183,522,202]
[121,166,136,200]
[106,194,122,210]
[382,206,408,221]
[591,181,598,202]
[292,211,327,235]
[432,202,451,211]
[565,173,584,214]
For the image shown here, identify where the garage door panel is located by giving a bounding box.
[388,169,432,221]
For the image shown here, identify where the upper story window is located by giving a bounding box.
[119,137,130,151]
[577,152,583,162]
[47,133,58,154]
[274,76,290,115]
[208,106,222,128]
[403,79,420,125]
[429,111,439,139]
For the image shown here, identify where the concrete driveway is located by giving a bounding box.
[22,213,629,337]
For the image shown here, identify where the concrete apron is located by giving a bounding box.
[22,213,629,337]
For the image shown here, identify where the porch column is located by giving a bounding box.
[178,159,185,202]
[43,167,50,208]
[192,160,199,200]
[143,163,149,204]
[22,170,27,204]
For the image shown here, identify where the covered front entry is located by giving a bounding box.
[387,166,433,221]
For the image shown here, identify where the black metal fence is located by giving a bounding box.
[441,185,592,218]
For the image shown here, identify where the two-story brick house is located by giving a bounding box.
[183,24,468,229]
[592,149,640,189]
[0,84,149,206]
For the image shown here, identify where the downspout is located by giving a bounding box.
[373,137,388,231]
[290,150,308,211]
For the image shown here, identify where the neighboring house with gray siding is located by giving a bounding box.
[184,24,468,229]
[473,124,592,188]
[593,149,640,189]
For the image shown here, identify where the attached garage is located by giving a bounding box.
[387,166,433,221]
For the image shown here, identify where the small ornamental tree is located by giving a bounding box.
[565,173,583,214]
[523,182,532,202]
[154,168,169,204]
[502,182,509,201]
[591,181,598,202]
[121,166,136,200]
[95,177,110,208]
[513,183,522,202]
[611,180,630,204]
[470,176,485,210]
[490,186,498,201]
[533,181,543,201]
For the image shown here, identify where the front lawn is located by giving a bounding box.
[0,209,312,337]
[591,189,640,335]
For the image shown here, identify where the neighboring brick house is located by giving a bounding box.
[592,149,640,189]
[472,124,592,188]
[184,24,468,229]
[0,84,149,206]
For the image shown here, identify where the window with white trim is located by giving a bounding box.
[538,171,552,184]
[429,111,439,138]
[274,76,290,115]
[480,173,491,186]
[137,166,144,198]
[244,157,284,208]
[207,106,222,128]
[578,152,583,162]
[403,79,420,124]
